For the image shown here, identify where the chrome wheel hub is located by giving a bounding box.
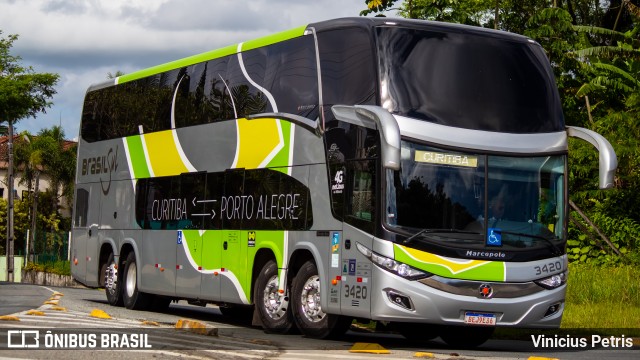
[105,262,118,295]
[300,275,325,323]
[262,275,288,320]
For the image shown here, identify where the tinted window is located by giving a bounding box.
[135,169,312,230]
[318,27,377,107]
[74,188,89,227]
[81,35,318,142]
[345,159,376,233]
[377,27,564,133]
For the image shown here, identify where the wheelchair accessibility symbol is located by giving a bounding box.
[487,228,502,246]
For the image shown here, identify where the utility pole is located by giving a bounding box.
[29,170,39,263]
[6,120,15,282]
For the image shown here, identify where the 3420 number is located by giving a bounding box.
[534,261,562,275]
[344,285,367,299]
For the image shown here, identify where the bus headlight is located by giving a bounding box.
[356,242,431,280]
[535,271,567,289]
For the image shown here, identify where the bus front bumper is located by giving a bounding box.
[370,267,565,328]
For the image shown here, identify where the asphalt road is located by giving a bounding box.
[0,282,52,315]
[0,283,639,360]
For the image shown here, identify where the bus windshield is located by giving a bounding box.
[386,141,566,257]
[377,26,564,133]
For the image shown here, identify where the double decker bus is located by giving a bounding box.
[71,17,617,347]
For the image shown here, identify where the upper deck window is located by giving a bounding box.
[377,26,564,133]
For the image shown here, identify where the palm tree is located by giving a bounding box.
[14,131,44,262]
[36,126,76,216]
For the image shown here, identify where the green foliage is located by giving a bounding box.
[0,197,32,255]
[561,263,640,328]
[567,196,640,265]
[23,260,70,276]
[361,0,399,16]
[0,30,59,124]
[566,263,640,306]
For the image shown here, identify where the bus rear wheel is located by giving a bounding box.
[254,260,293,333]
[122,252,151,310]
[104,253,123,306]
[291,260,352,339]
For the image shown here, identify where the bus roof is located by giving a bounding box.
[93,17,533,91]
[115,25,308,85]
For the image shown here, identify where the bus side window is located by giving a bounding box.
[345,159,376,234]
[317,27,377,107]
[226,55,269,119]
[204,57,233,122]
[74,188,89,228]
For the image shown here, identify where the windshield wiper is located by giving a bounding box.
[500,231,563,255]
[403,229,479,245]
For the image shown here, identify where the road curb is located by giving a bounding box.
[349,342,390,354]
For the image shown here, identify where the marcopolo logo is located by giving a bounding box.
[81,146,119,195]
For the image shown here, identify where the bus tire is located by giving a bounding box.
[291,260,352,339]
[122,252,150,310]
[439,325,494,349]
[253,260,293,333]
[104,253,123,306]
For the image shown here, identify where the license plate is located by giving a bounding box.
[464,312,496,326]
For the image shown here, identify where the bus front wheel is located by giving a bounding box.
[254,260,293,333]
[122,252,150,310]
[104,253,123,306]
[291,260,352,339]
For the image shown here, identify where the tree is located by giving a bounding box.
[0,30,59,281]
[38,126,77,215]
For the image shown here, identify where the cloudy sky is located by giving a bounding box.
[1,0,397,140]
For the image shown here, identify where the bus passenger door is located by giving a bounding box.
[176,172,206,298]
[71,185,99,285]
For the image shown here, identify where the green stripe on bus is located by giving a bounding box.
[118,44,237,84]
[242,25,308,52]
[126,135,151,179]
[118,25,308,84]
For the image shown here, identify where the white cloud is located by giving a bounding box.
[0,0,398,138]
